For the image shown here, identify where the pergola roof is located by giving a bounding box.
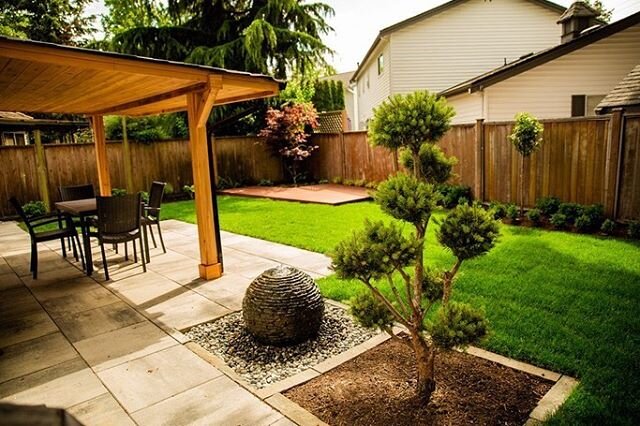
[0,36,282,117]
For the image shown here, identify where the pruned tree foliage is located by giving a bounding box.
[332,91,499,403]
[509,112,544,214]
[258,102,319,185]
[369,92,455,179]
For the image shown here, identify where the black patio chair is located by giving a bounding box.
[142,181,167,257]
[10,197,83,279]
[59,184,95,251]
[59,184,95,202]
[92,193,146,281]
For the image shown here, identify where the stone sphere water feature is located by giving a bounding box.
[242,265,324,345]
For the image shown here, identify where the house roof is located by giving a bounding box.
[351,0,566,82]
[0,35,282,116]
[0,111,33,120]
[596,64,640,113]
[320,71,355,87]
[557,1,600,23]
[440,10,640,97]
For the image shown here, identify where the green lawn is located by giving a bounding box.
[164,196,640,424]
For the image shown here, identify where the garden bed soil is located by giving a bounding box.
[284,339,553,426]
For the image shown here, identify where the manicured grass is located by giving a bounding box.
[164,196,640,424]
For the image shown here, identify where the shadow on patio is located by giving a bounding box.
[0,219,330,425]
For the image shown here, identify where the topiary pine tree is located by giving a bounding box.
[332,91,499,403]
[368,91,454,179]
[509,112,543,216]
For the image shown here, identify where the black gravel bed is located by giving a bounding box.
[185,304,378,388]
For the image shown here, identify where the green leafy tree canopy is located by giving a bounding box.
[0,0,95,45]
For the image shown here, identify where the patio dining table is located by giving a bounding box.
[55,198,97,275]
[56,198,151,276]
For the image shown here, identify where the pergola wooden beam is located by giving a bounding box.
[187,87,222,279]
[91,82,208,115]
[90,115,111,196]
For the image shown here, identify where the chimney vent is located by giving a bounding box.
[557,1,602,43]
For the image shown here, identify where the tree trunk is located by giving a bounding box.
[411,331,436,403]
[519,156,525,216]
[412,150,422,179]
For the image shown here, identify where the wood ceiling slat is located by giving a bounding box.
[60,75,194,113]
[0,61,57,99]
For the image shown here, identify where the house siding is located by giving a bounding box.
[447,92,483,124]
[483,24,640,121]
[389,0,562,95]
[356,40,391,128]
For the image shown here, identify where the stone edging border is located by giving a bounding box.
[184,298,579,426]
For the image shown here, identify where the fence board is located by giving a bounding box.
[619,116,640,220]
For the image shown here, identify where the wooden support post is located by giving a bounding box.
[121,116,134,193]
[187,79,223,280]
[90,115,111,196]
[604,109,624,218]
[475,119,485,202]
[33,130,51,212]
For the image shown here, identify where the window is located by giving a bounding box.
[366,74,370,89]
[1,132,27,146]
[571,94,605,117]
[377,54,384,75]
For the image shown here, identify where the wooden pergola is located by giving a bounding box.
[0,36,281,280]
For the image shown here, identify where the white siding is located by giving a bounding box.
[447,92,483,124]
[390,0,562,94]
[356,40,391,127]
[484,24,640,121]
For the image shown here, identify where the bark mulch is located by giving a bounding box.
[284,339,553,425]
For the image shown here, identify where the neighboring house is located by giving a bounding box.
[350,0,567,129]
[319,71,356,130]
[0,112,32,146]
[442,6,640,122]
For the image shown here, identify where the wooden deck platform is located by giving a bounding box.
[219,184,372,205]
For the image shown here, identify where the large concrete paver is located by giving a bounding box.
[3,367,107,409]
[0,333,78,383]
[132,375,284,426]
[97,345,223,413]
[68,393,136,426]
[74,321,178,372]
[55,301,146,343]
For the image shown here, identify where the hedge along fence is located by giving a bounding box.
[1,113,639,220]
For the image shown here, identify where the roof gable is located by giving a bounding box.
[352,0,565,81]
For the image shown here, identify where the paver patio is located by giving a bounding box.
[220,183,371,205]
[0,219,332,425]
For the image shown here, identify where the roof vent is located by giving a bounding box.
[557,1,601,43]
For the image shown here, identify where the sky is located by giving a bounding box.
[87,0,640,73]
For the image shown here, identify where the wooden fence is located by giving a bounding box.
[0,140,193,217]
[1,113,639,220]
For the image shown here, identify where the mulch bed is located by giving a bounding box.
[284,339,553,425]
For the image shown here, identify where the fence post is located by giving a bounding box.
[475,119,485,202]
[604,109,624,218]
[340,131,347,179]
[33,130,51,212]
[121,117,135,193]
